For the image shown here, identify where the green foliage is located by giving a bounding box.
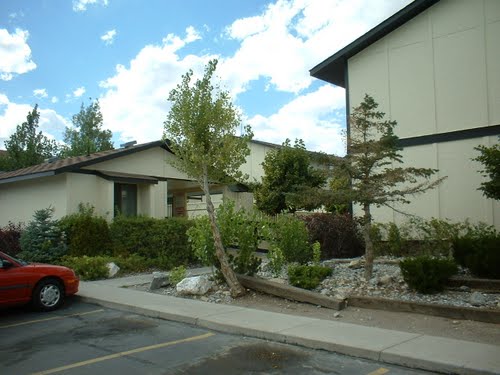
[60,255,110,281]
[60,99,113,158]
[301,213,364,259]
[0,222,24,256]
[187,201,262,276]
[2,105,59,171]
[399,256,458,294]
[19,208,67,263]
[110,216,195,268]
[288,264,332,290]
[312,241,321,265]
[269,215,312,264]
[169,265,187,285]
[267,245,285,277]
[453,224,499,279]
[473,140,500,200]
[254,138,326,215]
[59,203,113,257]
[112,254,151,274]
[164,59,253,186]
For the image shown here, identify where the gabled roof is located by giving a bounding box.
[309,0,440,87]
[0,140,172,185]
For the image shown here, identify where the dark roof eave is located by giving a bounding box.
[0,171,57,185]
[309,0,440,87]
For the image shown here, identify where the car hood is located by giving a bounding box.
[27,263,74,273]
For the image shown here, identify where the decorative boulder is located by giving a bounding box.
[150,272,168,290]
[176,275,213,296]
[106,262,120,278]
[470,291,487,306]
[378,275,393,286]
[348,259,363,269]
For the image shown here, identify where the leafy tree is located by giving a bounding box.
[473,139,499,200]
[163,59,253,297]
[329,94,444,279]
[61,99,113,157]
[254,139,326,215]
[1,105,59,171]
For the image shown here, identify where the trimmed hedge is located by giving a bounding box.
[453,233,500,279]
[110,216,195,269]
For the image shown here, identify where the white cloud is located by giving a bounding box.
[99,27,208,143]
[33,88,48,99]
[73,87,86,97]
[72,0,109,12]
[0,93,69,149]
[51,96,59,103]
[101,29,116,45]
[248,85,347,155]
[220,0,411,96]
[0,28,37,81]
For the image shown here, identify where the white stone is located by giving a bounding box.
[348,259,363,269]
[378,275,393,286]
[176,275,213,296]
[470,292,487,306]
[106,262,120,278]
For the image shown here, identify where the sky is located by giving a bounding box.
[0,0,412,156]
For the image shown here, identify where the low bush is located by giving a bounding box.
[19,208,67,263]
[266,245,285,277]
[113,254,151,274]
[169,265,187,285]
[270,214,312,264]
[453,224,499,279]
[0,222,23,256]
[301,213,364,259]
[110,216,195,268]
[59,204,113,257]
[399,256,458,294]
[60,255,110,281]
[287,264,332,290]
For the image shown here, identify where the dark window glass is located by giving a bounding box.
[114,183,137,216]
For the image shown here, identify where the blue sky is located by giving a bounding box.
[0,0,411,156]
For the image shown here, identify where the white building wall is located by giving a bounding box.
[66,173,114,220]
[347,0,499,228]
[0,174,68,226]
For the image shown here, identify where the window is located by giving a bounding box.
[114,183,137,216]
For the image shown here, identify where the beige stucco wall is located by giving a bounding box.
[66,173,114,220]
[240,141,277,183]
[347,0,499,228]
[0,174,68,226]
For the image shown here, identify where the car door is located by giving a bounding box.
[0,255,32,305]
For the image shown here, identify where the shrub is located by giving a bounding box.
[266,245,285,277]
[113,254,151,274]
[270,214,312,264]
[60,255,110,281]
[110,216,195,268]
[169,265,187,285]
[19,208,67,263]
[399,256,458,294]
[287,264,332,290]
[300,213,364,259]
[0,222,24,256]
[59,204,113,257]
[312,241,321,265]
[187,200,262,276]
[453,224,499,279]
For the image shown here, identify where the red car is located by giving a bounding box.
[0,251,79,311]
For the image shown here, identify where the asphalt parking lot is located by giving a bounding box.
[0,299,435,375]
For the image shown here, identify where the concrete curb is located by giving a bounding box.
[76,282,500,375]
[348,296,500,324]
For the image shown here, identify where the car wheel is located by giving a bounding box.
[32,279,64,311]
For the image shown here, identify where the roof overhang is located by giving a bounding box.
[309,0,440,87]
[0,171,56,185]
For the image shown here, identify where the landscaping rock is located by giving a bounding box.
[348,259,363,269]
[106,262,120,278]
[470,292,487,306]
[459,285,471,292]
[176,275,213,296]
[378,275,393,286]
[150,272,168,290]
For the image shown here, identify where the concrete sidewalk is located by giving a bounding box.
[77,274,500,375]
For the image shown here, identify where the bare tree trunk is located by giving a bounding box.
[362,203,374,280]
[202,168,246,298]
